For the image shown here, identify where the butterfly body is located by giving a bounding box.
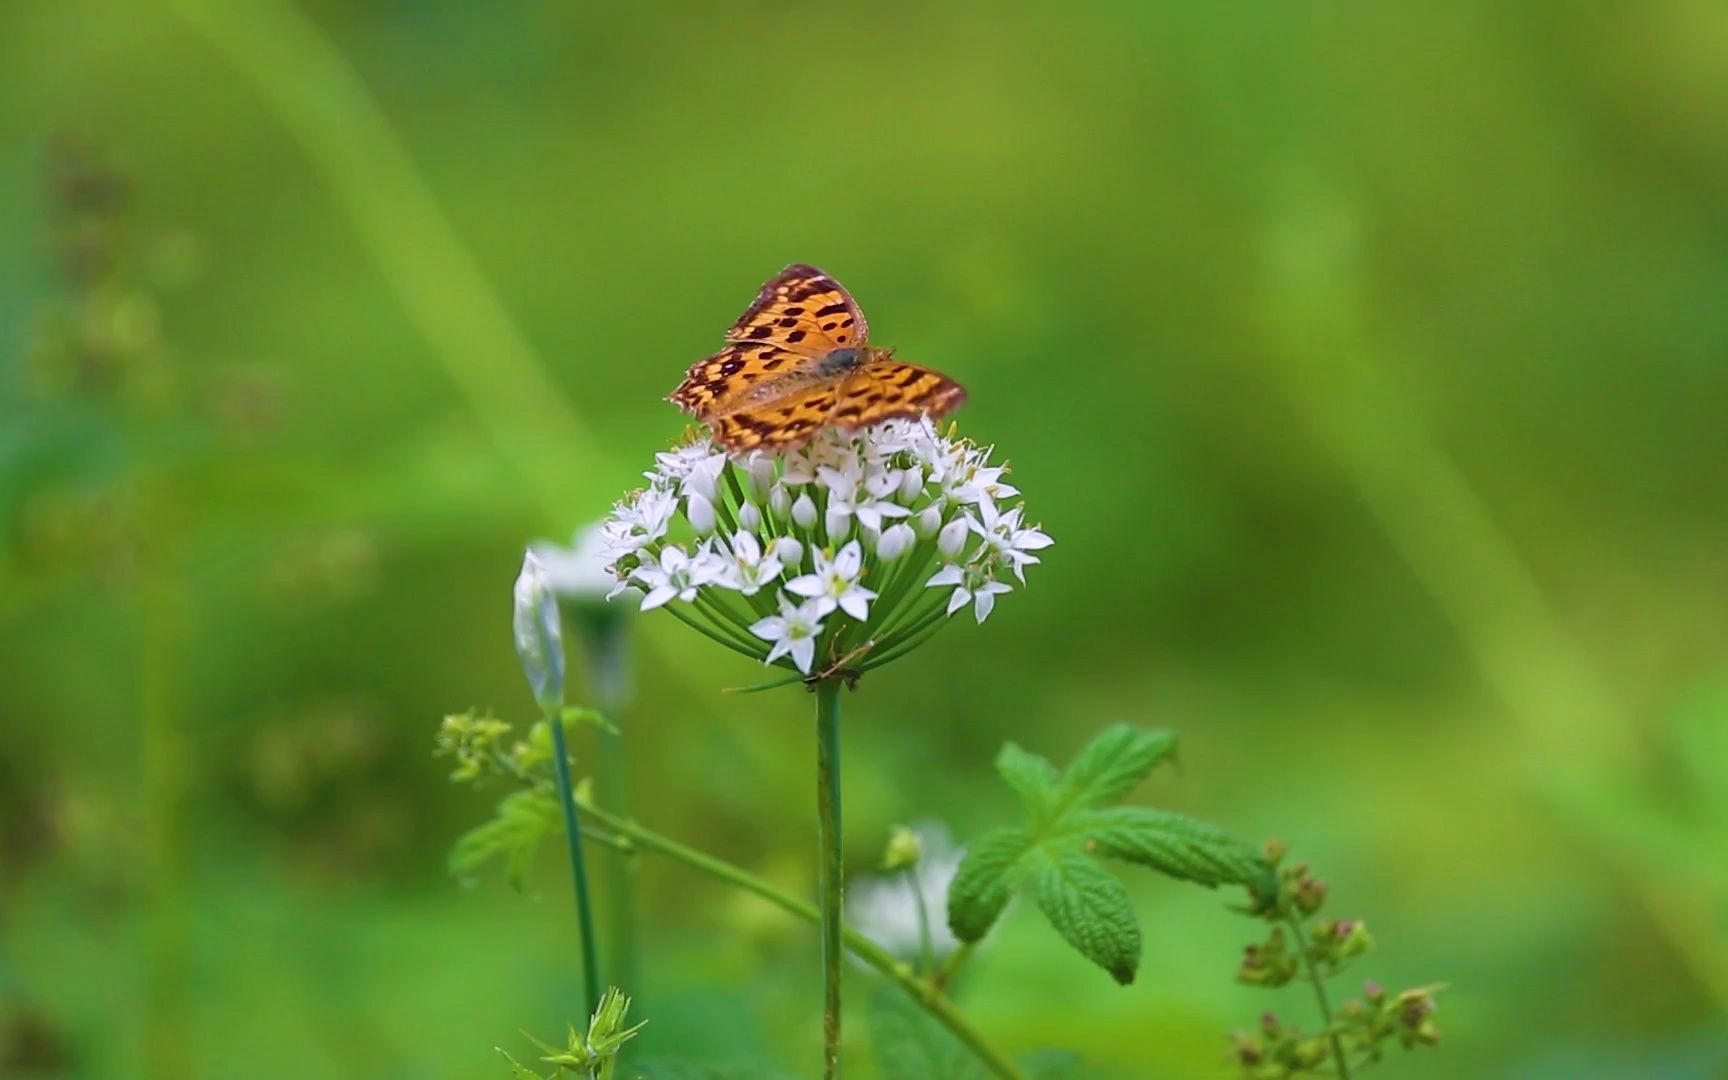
[669,265,966,451]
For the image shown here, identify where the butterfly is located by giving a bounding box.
[668,264,967,451]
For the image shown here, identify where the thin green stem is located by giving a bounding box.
[815,679,845,1079]
[1286,913,1350,1079]
[661,603,765,662]
[933,941,977,993]
[906,865,935,979]
[549,713,602,1017]
[583,614,640,1003]
[576,804,1032,1080]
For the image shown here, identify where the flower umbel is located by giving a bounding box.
[598,418,1050,677]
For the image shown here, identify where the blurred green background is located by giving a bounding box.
[3,1,1727,1076]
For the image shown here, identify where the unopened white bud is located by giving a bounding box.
[914,502,944,540]
[769,536,803,569]
[938,517,969,559]
[748,455,776,500]
[770,485,792,523]
[737,501,762,531]
[825,507,851,541]
[898,467,924,503]
[686,491,717,535]
[877,523,915,562]
[792,492,817,529]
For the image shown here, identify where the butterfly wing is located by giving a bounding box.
[708,358,967,451]
[709,381,844,450]
[725,263,869,352]
[669,340,807,416]
[671,264,869,419]
[828,358,967,432]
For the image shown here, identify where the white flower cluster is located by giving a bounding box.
[594,418,1050,677]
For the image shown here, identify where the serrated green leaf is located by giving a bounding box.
[1033,846,1141,985]
[870,986,987,1080]
[1074,806,1267,889]
[947,826,1034,943]
[996,741,1060,820]
[450,789,559,889]
[1056,724,1178,811]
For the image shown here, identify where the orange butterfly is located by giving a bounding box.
[669,264,967,451]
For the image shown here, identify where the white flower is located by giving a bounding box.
[530,524,615,603]
[749,595,828,673]
[715,531,783,596]
[631,544,722,611]
[927,563,1012,623]
[787,540,876,620]
[599,487,676,562]
[821,464,911,533]
[846,821,966,962]
[512,549,564,710]
[968,500,1053,582]
[654,443,727,501]
[594,417,1050,676]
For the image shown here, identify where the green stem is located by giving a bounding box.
[933,941,977,993]
[815,678,845,1079]
[1286,913,1350,1079]
[906,865,935,979]
[583,614,640,1003]
[576,804,1032,1080]
[549,712,602,1017]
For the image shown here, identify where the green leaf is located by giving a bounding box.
[634,1060,802,1080]
[1019,1049,1087,1079]
[449,789,559,889]
[869,986,987,1080]
[1033,845,1142,985]
[1056,724,1178,811]
[995,742,1060,820]
[1075,806,1267,889]
[947,826,1034,943]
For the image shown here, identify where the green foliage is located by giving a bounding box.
[498,987,645,1079]
[1229,846,1442,1076]
[949,724,1266,984]
[451,789,560,889]
[869,988,1083,1080]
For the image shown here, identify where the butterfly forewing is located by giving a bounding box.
[725,263,869,353]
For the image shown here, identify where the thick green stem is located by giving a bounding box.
[815,678,845,1078]
[549,713,602,1017]
[1287,913,1350,1079]
[576,804,1032,1080]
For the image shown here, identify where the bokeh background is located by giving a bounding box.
[3,2,1727,1077]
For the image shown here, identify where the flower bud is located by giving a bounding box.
[769,535,803,570]
[748,455,777,500]
[792,492,817,529]
[877,523,915,562]
[914,502,944,540]
[770,485,792,523]
[512,550,565,712]
[686,491,717,535]
[937,517,969,559]
[825,507,851,540]
[881,825,922,871]
[737,501,762,532]
[898,466,924,503]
